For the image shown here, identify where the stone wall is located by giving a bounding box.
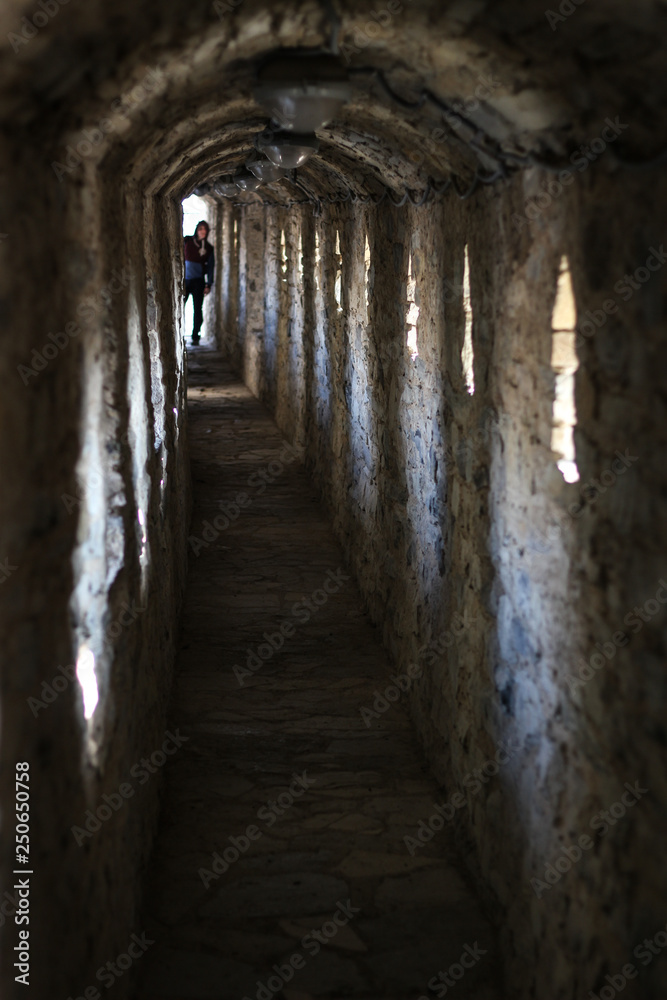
[1,0,666,995]
[0,143,192,999]
[214,167,667,998]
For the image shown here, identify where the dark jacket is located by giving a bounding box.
[184,222,214,285]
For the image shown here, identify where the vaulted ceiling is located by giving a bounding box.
[1,0,664,207]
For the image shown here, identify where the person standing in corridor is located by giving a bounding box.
[183,220,214,344]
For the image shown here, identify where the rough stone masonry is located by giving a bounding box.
[0,2,666,999]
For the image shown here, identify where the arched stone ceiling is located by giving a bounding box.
[1,0,664,205]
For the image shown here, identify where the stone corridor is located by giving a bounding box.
[3,3,667,998]
[134,346,501,1000]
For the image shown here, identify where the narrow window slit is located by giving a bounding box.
[461,244,474,395]
[406,248,419,359]
[334,230,342,312]
[550,255,579,483]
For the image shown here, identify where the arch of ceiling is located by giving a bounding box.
[9,3,591,207]
[12,1,661,212]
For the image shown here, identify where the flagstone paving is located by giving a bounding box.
[133,344,503,1000]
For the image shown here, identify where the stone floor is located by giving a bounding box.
[133,344,503,1000]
